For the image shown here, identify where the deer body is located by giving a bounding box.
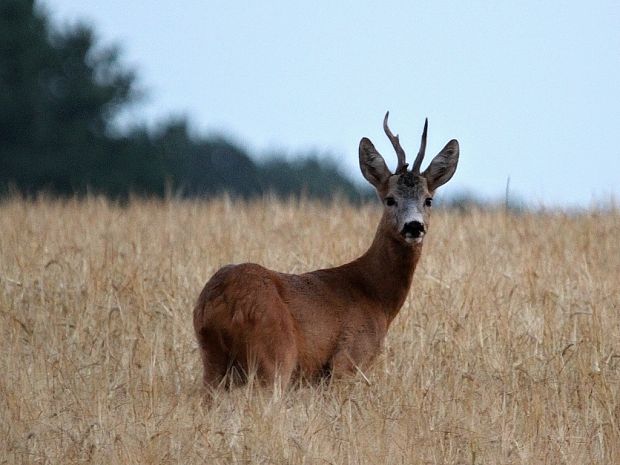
[194,113,459,388]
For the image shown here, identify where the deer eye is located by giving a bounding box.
[385,197,397,207]
[425,197,433,207]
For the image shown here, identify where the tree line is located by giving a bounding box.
[0,0,368,202]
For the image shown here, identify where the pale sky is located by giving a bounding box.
[42,0,620,208]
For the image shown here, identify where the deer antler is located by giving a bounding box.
[383,112,408,174]
[411,118,428,175]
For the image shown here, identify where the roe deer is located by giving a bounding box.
[193,112,459,388]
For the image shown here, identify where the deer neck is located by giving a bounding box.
[355,214,422,323]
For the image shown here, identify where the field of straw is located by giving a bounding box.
[1,197,619,464]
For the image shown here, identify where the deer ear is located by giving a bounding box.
[359,138,391,189]
[423,139,459,192]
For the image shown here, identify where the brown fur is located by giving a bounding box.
[193,214,421,388]
[193,113,459,388]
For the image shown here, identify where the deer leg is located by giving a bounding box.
[197,348,224,388]
[196,327,229,389]
[330,350,357,378]
[244,327,297,389]
[330,339,380,381]
[242,308,298,389]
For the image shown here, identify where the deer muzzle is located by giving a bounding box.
[401,221,425,240]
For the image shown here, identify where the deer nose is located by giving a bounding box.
[402,221,425,238]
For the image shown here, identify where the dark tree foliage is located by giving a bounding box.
[0,0,366,201]
[150,119,261,199]
[257,155,366,202]
[0,0,135,194]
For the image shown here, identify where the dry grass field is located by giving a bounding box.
[1,197,619,464]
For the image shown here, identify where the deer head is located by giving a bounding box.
[359,112,459,244]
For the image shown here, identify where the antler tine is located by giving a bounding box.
[383,111,408,174]
[411,118,428,174]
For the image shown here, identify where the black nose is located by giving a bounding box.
[402,221,425,238]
